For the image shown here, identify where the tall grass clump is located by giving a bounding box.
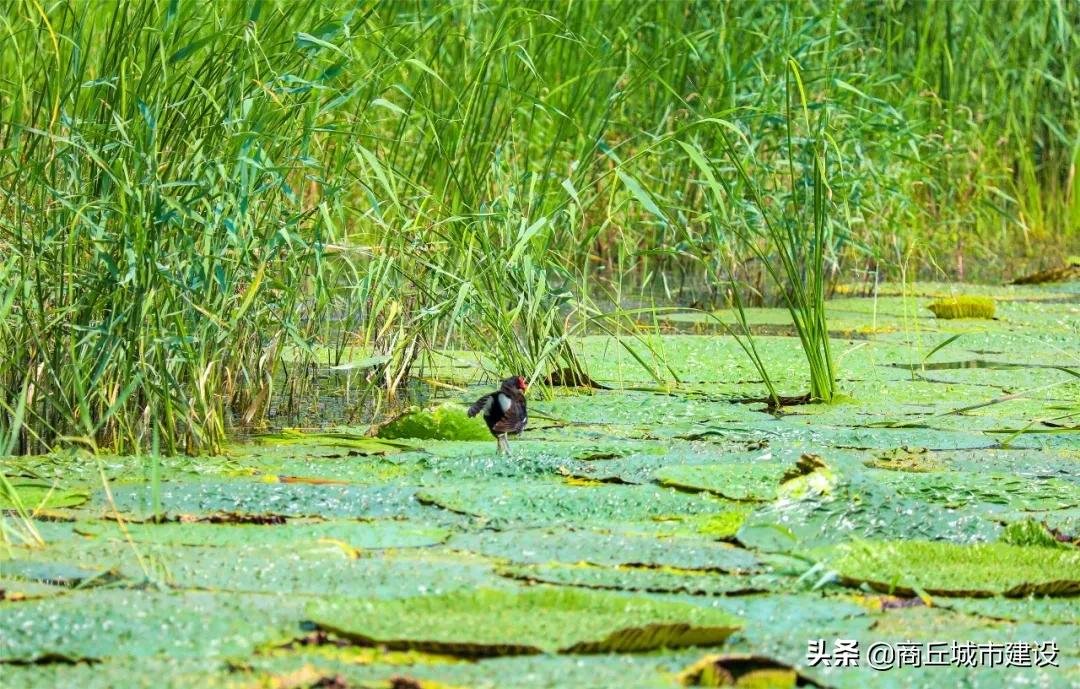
[0,1,360,453]
[681,60,838,403]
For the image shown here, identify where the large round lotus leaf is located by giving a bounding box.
[0,577,71,600]
[577,334,815,390]
[864,446,945,472]
[409,443,572,482]
[15,519,90,542]
[0,657,238,689]
[6,452,243,487]
[156,545,504,597]
[411,439,742,488]
[247,647,707,689]
[500,563,777,596]
[417,480,733,525]
[308,587,743,655]
[560,449,766,486]
[8,540,502,598]
[377,403,492,441]
[73,518,449,549]
[612,511,753,541]
[814,540,1080,597]
[226,449,424,485]
[246,428,405,453]
[663,594,872,683]
[0,481,88,509]
[536,389,770,427]
[0,558,111,588]
[100,481,434,520]
[817,604,1080,687]
[448,527,762,572]
[870,469,1079,512]
[781,423,998,451]
[0,590,302,661]
[656,463,790,501]
[934,447,1079,476]
[736,474,1000,552]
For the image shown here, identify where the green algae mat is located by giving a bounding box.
[2,283,1079,688]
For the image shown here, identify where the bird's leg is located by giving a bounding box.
[497,434,509,455]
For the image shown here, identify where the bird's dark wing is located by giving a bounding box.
[467,393,494,418]
[490,393,527,434]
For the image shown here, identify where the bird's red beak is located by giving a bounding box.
[518,377,528,392]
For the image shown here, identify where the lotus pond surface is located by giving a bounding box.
[1,283,1078,688]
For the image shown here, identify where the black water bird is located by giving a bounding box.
[467,375,528,454]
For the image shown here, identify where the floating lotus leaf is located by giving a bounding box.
[101,481,434,520]
[736,473,1001,552]
[248,429,405,454]
[7,452,244,487]
[0,559,113,587]
[154,545,502,597]
[224,446,424,485]
[871,469,1079,512]
[74,518,449,549]
[0,657,238,689]
[938,596,1080,624]
[859,604,1080,661]
[814,540,1080,597]
[500,562,774,596]
[412,438,678,484]
[864,446,943,472]
[308,587,743,655]
[448,527,762,571]
[377,403,492,441]
[536,389,769,427]
[0,590,302,661]
[0,578,70,600]
[8,540,501,598]
[940,447,1079,477]
[665,594,871,675]
[246,648,710,689]
[622,510,753,541]
[0,481,88,509]
[418,480,733,526]
[788,424,998,451]
[568,449,766,486]
[656,463,788,501]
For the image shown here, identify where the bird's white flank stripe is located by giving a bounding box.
[498,392,512,412]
